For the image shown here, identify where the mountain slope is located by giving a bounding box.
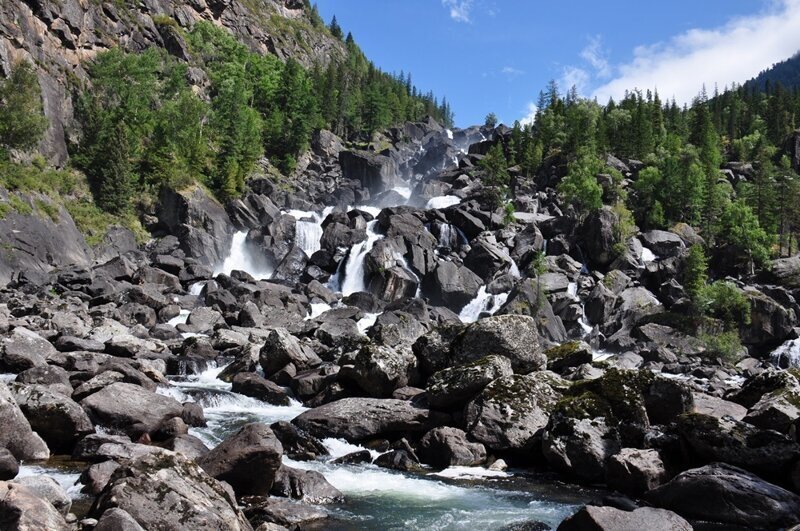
[0,0,345,165]
[744,51,800,92]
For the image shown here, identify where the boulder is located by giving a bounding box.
[339,150,398,195]
[231,373,291,406]
[418,427,486,468]
[741,289,795,348]
[676,413,800,479]
[768,255,800,289]
[646,463,800,529]
[93,508,146,531]
[243,497,327,529]
[199,423,283,497]
[260,329,321,377]
[557,506,691,531]
[339,344,418,398]
[452,315,545,374]
[292,398,448,441]
[464,374,561,451]
[270,465,344,504]
[605,448,668,494]
[80,382,184,437]
[691,392,747,420]
[640,230,685,257]
[0,327,55,372]
[10,383,94,454]
[542,416,620,482]
[0,481,69,530]
[580,207,618,267]
[0,448,18,480]
[0,382,49,461]
[412,322,465,377]
[425,355,513,409]
[270,421,329,462]
[93,451,252,530]
[11,475,71,516]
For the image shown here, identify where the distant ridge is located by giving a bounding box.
[744,51,800,91]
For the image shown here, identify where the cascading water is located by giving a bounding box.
[340,220,383,296]
[287,206,335,258]
[426,195,461,209]
[641,247,657,263]
[771,338,800,368]
[459,287,509,323]
[215,231,273,280]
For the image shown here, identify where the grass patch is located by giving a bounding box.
[8,194,32,215]
[0,161,78,196]
[699,331,744,363]
[34,199,60,222]
[65,199,148,247]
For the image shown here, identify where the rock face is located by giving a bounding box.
[199,423,283,497]
[0,480,70,531]
[80,382,184,437]
[542,416,620,482]
[0,192,93,287]
[646,463,800,529]
[452,315,545,374]
[292,398,449,441]
[0,382,49,461]
[558,506,692,531]
[339,150,399,195]
[93,452,253,530]
[464,374,560,451]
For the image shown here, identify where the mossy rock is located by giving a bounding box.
[569,368,654,426]
[552,391,613,420]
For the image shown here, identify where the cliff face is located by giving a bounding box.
[0,0,345,165]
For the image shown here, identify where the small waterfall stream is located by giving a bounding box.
[339,220,384,296]
[215,231,273,280]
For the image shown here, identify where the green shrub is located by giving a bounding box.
[8,194,31,215]
[34,199,60,222]
[698,281,751,328]
[700,331,744,362]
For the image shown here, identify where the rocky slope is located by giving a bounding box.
[0,119,799,529]
[0,0,345,164]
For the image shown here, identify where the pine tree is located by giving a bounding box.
[329,15,344,40]
[0,61,48,155]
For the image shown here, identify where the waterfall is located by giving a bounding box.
[641,247,657,263]
[459,287,509,323]
[771,338,800,368]
[287,206,334,258]
[215,231,273,280]
[340,220,383,296]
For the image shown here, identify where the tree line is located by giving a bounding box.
[72,18,452,214]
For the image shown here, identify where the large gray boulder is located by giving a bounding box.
[605,448,668,494]
[0,327,55,372]
[558,506,692,531]
[425,355,513,409]
[422,261,482,313]
[80,382,184,437]
[339,150,398,195]
[0,382,49,461]
[199,422,283,497]
[93,452,253,530]
[418,427,486,468]
[0,480,70,530]
[292,397,449,441]
[339,344,419,398]
[542,416,620,482]
[464,374,561,451]
[646,463,800,529]
[580,207,618,267]
[260,328,321,376]
[453,315,545,374]
[10,383,94,454]
[270,464,344,504]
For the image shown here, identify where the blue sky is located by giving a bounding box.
[315,0,800,127]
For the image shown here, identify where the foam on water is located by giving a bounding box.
[771,338,800,368]
[641,247,657,263]
[0,373,16,383]
[430,466,511,480]
[167,309,190,327]
[357,312,380,335]
[306,302,333,320]
[392,186,412,202]
[189,282,206,296]
[459,287,509,323]
[341,220,383,296]
[215,231,273,280]
[426,195,461,209]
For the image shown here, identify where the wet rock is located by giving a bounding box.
[199,422,283,497]
[93,451,252,530]
[425,355,513,409]
[231,373,291,406]
[464,374,561,452]
[270,465,344,504]
[0,382,49,461]
[557,506,691,531]
[270,421,328,461]
[452,315,545,374]
[374,449,418,471]
[80,382,184,438]
[646,463,800,529]
[293,397,449,441]
[418,427,486,468]
[0,481,69,531]
[339,344,419,398]
[243,497,327,529]
[605,448,668,495]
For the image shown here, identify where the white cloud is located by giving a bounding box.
[520,102,538,126]
[501,66,525,78]
[593,0,800,104]
[581,35,611,79]
[442,0,473,23]
[560,66,590,94]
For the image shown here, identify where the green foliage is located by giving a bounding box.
[8,194,32,215]
[34,199,60,222]
[65,198,147,246]
[700,331,744,362]
[0,61,48,155]
[478,143,510,209]
[698,281,751,328]
[0,160,77,195]
[611,201,636,257]
[558,150,603,216]
[683,245,709,303]
[484,113,498,128]
[719,199,773,269]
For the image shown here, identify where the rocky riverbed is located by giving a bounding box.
[1,119,800,530]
